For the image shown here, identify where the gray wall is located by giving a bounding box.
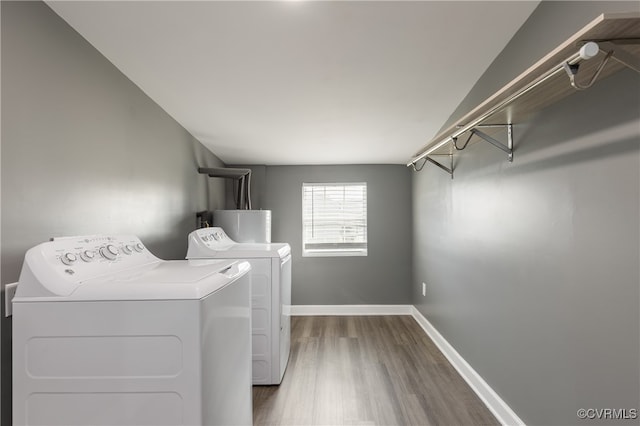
[253,165,412,305]
[413,2,639,425]
[1,2,226,423]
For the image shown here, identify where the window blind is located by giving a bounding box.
[302,183,367,256]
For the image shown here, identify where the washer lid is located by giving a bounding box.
[106,259,239,284]
[199,243,290,259]
[16,259,250,302]
[69,259,250,301]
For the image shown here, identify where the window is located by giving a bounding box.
[302,182,367,257]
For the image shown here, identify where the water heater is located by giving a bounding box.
[213,210,272,243]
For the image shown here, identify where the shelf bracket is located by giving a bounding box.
[562,41,614,90]
[467,124,513,162]
[412,154,454,179]
[596,39,640,74]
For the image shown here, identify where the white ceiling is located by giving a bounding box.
[46,1,539,165]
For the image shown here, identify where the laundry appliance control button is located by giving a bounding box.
[100,244,119,260]
[80,250,96,262]
[60,252,78,265]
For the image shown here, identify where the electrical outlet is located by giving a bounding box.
[422,282,426,297]
[5,282,18,317]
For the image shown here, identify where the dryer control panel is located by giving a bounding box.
[16,235,160,298]
[191,227,236,249]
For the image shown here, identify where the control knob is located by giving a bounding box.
[100,244,119,260]
[122,245,134,255]
[79,250,96,262]
[134,243,144,252]
[60,252,78,265]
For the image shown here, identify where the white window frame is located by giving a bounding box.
[302,182,368,257]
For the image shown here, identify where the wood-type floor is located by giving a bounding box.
[252,315,499,426]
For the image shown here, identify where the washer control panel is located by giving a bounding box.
[51,236,151,268]
[18,235,162,297]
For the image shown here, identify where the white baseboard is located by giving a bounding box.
[410,307,525,426]
[290,304,413,316]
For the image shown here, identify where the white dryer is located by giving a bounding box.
[12,235,253,426]
[186,227,291,385]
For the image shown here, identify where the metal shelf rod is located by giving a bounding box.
[407,49,586,167]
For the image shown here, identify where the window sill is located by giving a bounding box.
[302,250,368,258]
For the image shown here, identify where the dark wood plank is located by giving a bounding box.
[253,316,499,426]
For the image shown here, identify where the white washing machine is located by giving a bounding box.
[186,227,291,385]
[12,235,253,426]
